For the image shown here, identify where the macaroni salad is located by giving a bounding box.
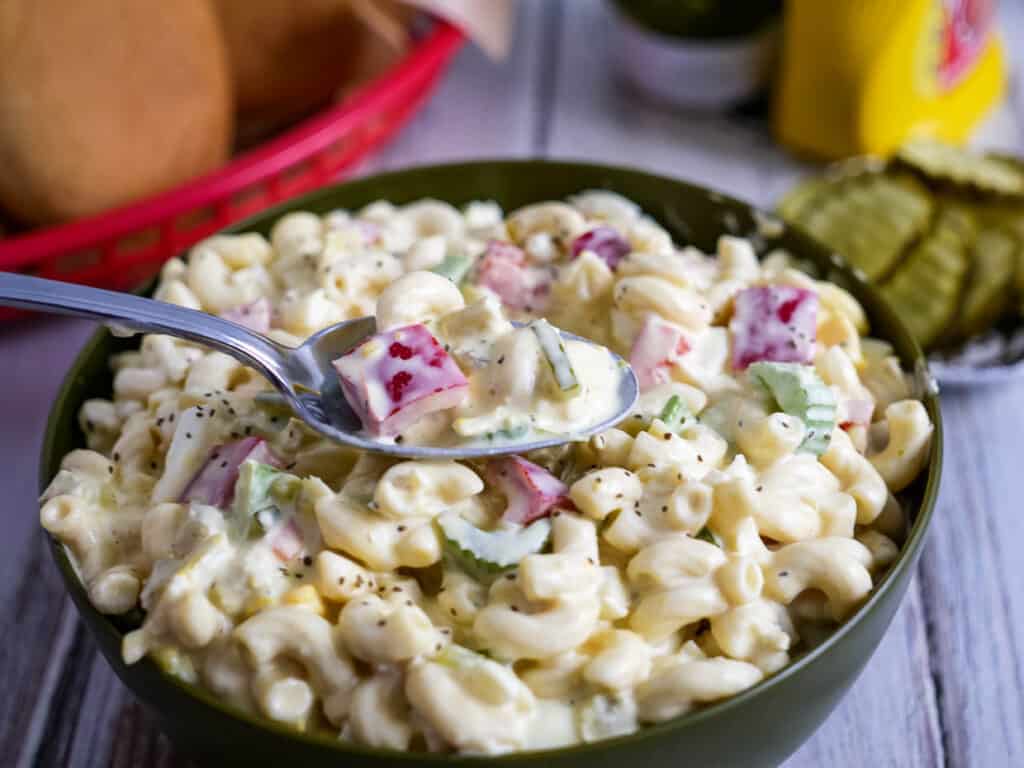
[40,192,933,755]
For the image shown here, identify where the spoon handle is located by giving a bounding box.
[0,273,291,390]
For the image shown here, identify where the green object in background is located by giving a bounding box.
[611,0,781,39]
[40,160,941,768]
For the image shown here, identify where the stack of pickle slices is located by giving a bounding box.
[779,139,1024,357]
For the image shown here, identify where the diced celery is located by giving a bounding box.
[530,319,580,398]
[747,362,837,455]
[234,461,300,537]
[438,514,551,583]
[431,253,475,283]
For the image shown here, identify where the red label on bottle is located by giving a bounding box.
[938,0,993,90]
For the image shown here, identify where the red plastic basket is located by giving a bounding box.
[0,21,463,318]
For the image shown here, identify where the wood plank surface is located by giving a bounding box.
[1,1,1022,766]
[917,386,1024,768]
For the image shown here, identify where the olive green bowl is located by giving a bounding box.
[39,161,942,768]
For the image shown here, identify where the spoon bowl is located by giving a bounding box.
[0,273,638,458]
[281,317,640,458]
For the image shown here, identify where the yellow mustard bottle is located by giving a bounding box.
[775,0,1006,159]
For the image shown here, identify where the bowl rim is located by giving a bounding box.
[39,158,944,763]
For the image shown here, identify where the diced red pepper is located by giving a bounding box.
[180,437,280,509]
[729,285,818,370]
[333,324,469,437]
[476,240,551,311]
[487,456,573,525]
[270,518,305,562]
[629,314,691,392]
[219,298,271,334]
[571,226,631,270]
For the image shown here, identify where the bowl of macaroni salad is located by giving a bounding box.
[39,161,942,767]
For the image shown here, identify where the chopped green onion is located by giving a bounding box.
[658,395,688,431]
[486,423,529,442]
[695,526,720,547]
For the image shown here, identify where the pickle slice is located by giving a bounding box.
[977,204,1024,315]
[778,175,831,221]
[795,174,933,281]
[949,227,1017,342]
[898,139,1024,197]
[879,208,972,350]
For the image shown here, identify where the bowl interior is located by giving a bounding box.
[39,160,943,763]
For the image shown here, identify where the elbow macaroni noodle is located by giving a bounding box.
[40,191,933,754]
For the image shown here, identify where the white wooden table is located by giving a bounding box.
[3,3,1023,766]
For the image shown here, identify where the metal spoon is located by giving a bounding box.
[0,273,638,459]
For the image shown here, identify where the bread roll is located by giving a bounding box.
[214,0,411,134]
[0,0,233,225]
